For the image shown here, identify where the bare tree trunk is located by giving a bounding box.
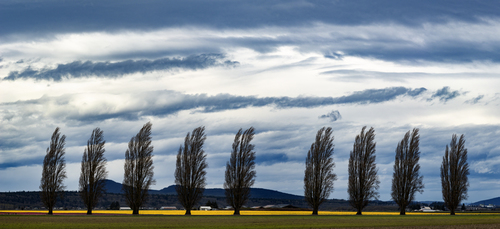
[450,209,455,215]
[356,210,362,215]
[87,209,92,215]
[48,208,53,215]
[312,207,318,215]
[133,208,139,215]
[233,208,240,215]
[185,209,191,215]
[400,209,406,215]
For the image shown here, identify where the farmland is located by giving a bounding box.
[1,211,500,228]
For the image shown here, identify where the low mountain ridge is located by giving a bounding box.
[105,179,303,200]
[473,197,500,206]
[104,179,125,194]
[85,180,500,206]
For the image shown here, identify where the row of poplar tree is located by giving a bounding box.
[39,122,469,216]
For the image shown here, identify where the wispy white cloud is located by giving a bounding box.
[465,95,485,104]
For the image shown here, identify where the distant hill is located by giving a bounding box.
[104,179,124,194]
[0,180,400,211]
[104,179,303,200]
[157,185,304,200]
[473,197,500,205]
[35,180,467,205]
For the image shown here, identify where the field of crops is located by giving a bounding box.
[1,210,500,229]
[1,209,500,216]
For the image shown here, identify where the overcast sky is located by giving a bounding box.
[1,0,499,203]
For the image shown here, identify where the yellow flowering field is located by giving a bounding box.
[2,209,499,216]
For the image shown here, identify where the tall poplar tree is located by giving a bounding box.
[391,128,424,215]
[40,127,67,215]
[304,127,337,215]
[224,127,257,215]
[348,126,379,215]
[123,122,155,215]
[79,127,108,215]
[441,134,469,215]
[175,126,208,215]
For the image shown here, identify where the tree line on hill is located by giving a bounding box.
[0,189,401,212]
[39,122,469,215]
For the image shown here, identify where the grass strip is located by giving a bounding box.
[0,214,500,229]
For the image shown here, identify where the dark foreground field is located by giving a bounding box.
[1,215,500,229]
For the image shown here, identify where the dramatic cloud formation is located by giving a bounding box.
[1,0,499,203]
[4,54,238,81]
[1,0,498,35]
[1,87,426,123]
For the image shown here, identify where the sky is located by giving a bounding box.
[1,0,499,203]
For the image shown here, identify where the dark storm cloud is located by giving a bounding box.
[3,54,239,81]
[430,86,464,102]
[1,0,498,37]
[319,110,342,122]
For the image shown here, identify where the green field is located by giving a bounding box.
[1,214,500,229]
